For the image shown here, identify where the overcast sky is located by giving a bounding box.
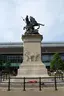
[0,0,64,42]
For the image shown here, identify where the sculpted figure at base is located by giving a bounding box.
[22,15,45,34]
[24,50,41,62]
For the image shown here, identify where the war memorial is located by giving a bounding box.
[16,15,48,78]
[0,16,64,96]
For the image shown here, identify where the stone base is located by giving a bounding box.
[17,61,48,78]
[15,33,49,82]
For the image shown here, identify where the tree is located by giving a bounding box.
[0,60,4,71]
[5,61,11,75]
[50,53,64,71]
[0,60,4,80]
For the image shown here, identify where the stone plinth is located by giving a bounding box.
[17,34,48,77]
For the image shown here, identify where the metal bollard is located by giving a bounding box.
[8,76,10,91]
[23,77,26,91]
[54,76,57,91]
[39,77,41,91]
[62,74,63,80]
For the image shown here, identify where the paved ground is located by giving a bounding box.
[0,88,64,96]
[0,77,64,96]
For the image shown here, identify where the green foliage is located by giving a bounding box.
[0,60,3,66]
[50,53,64,71]
[5,61,11,74]
[0,60,4,70]
[5,61,11,68]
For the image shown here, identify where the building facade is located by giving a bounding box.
[0,42,64,73]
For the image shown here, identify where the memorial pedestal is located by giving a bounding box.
[17,34,48,77]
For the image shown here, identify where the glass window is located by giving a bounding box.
[61,55,64,60]
[6,55,23,63]
[42,55,53,62]
[42,55,49,61]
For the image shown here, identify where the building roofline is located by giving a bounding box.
[0,42,64,48]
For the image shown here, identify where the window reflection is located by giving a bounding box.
[42,55,53,62]
[0,54,23,63]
